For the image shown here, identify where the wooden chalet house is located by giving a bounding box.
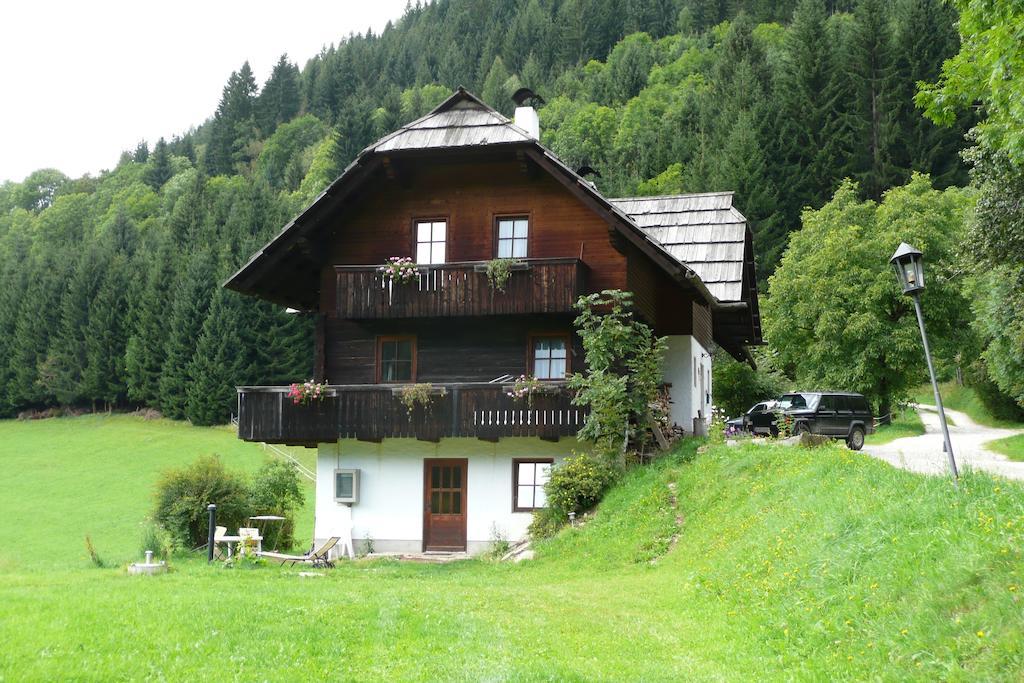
[227,88,761,555]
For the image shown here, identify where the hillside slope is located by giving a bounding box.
[0,420,1021,679]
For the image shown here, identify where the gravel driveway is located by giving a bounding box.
[865,404,1024,480]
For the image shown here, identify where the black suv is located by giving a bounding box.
[778,392,874,450]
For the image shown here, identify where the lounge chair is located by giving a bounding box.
[257,537,341,568]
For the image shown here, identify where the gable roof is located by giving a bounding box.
[610,192,747,303]
[225,88,762,355]
[371,90,534,152]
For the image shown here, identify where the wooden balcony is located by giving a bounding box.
[237,383,587,447]
[335,258,585,319]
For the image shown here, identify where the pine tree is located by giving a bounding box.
[159,251,216,419]
[713,111,780,272]
[0,236,29,416]
[481,56,513,113]
[771,0,833,239]
[125,236,178,406]
[8,253,67,409]
[82,252,131,408]
[132,140,149,163]
[146,137,173,190]
[48,246,105,405]
[256,54,301,136]
[819,15,863,189]
[848,0,899,199]
[888,0,968,187]
[185,288,248,426]
[205,62,259,176]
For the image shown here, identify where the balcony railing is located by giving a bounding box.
[237,383,587,446]
[335,258,585,319]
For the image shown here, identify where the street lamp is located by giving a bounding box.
[889,242,958,482]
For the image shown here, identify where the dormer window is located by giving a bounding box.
[496,216,529,258]
[416,219,446,265]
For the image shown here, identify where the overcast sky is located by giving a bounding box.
[0,0,409,183]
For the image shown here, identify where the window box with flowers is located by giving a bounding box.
[378,257,420,285]
[503,374,563,407]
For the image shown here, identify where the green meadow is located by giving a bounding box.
[1,415,1023,680]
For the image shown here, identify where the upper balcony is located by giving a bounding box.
[335,257,585,319]
[237,383,586,447]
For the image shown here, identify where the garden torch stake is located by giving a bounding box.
[206,504,217,563]
[912,292,959,484]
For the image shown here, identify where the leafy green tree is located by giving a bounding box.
[764,176,973,417]
[255,114,326,191]
[713,352,787,419]
[13,169,68,211]
[918,0,1024,407]
[918,1,1024,163]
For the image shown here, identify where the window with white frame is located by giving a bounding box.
[416,220,446,264]
[496,216,528,258]
[513,459,552,511]
[532,335,568,380]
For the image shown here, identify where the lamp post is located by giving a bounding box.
[889,242,958,483]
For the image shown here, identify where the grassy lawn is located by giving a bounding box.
[865,407,925,445]
[2,417,1024,679]
[0,414,316,571]
[989,435,1024,462]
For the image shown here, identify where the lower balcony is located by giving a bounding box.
[237,383,586,447]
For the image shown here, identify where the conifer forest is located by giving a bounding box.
[3,0,1015,426]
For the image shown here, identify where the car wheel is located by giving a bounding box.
[847,426,865,451]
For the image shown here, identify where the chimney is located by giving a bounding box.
[514,105,540,140]
[511,88,544,140]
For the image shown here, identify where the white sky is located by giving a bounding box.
[0,0,409,183]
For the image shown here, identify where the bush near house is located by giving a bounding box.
[153,454,304,549]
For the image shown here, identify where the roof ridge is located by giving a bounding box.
[609,191,735,202]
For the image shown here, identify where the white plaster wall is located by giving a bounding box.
[662,335,712,433]
[314,438,575,555]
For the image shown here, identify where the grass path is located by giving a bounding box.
[2,417,1024,679]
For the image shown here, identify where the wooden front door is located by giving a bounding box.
[423,459,467,551]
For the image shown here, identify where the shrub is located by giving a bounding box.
[969,359,1024,422]
[547,454,615,518]
[153,454,250,549]
[530,455,614,540]
[139,521,178,560]
[712,353,787,419]
[249,460,305,550]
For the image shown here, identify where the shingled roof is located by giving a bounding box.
[371,92,534,152]
[610,193,747,303]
